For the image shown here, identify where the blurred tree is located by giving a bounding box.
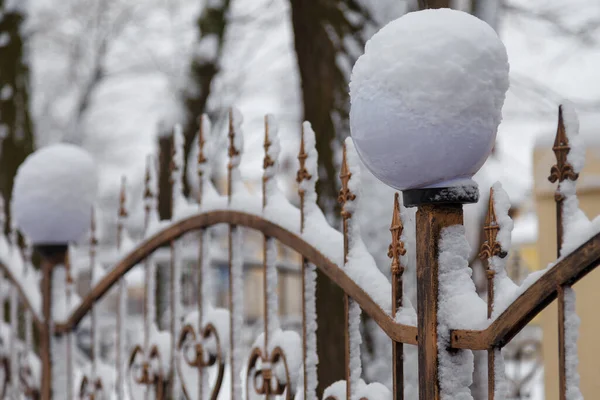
[180,0,232,196]
[289,0,373,395]
[0,1,35,230]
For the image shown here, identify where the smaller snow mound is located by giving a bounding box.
[12,144,98,244]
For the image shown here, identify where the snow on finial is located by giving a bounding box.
[196,114,212,205]
[262,114,280,209]
[482,183,518,320]
[171,124,186,217]
[297,122,318,231]
[561,102,585,174]
[340,138,362,252]
[117,176,132,255]
[143,156,159,236]
[549,104,581,186]
[227,107,244,203]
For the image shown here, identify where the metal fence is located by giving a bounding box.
[0,106,598,400]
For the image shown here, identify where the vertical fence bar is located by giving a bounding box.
[479,187,506,400]
[90,207,100,398]
[548,105,579,400]
[388,193,406,400]
[227,108,243,400]
[338,144,358,400]
[116,177,128,400]
[297,122,318,400]
[171,125,185,399]
[197,116,208,400]
[66,255,74,400]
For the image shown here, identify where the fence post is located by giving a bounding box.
[403,186,478,400]
[37,244,69,400]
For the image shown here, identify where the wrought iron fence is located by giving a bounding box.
[0,105,597,400]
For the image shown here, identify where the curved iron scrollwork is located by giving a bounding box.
[79,375,103,400]
[177,323,225,400]
[128,344,165,400]
[246,345,292,400]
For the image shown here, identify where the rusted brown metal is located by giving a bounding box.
[415,203,463,400]
[478,187,507,400]
[129,345,165,399]
[388,193,406,400]
[178,323,225,400]
[116,176,128,399]
[197,114,208,204]
[452,231,600,350]
[227,108,240,400]
[297,124,311,400]
[338,143,355,400]
[548,105,579,400]
[227,108,238,202]
[39,248,68,400]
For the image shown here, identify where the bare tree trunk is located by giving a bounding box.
[0,2,35,232]
[181,0,231,196]
[289,0,371,395]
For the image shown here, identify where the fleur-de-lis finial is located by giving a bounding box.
[548,105,579,199]
[144,158,153,205]
[388,193,406,276]
[296,126,312,187]
[338,144,356,219]
[479,187,507,261]
[90,207,98,252]
[119,176,128,220]
[169,135,178,186]
[197,115,207,167]
[263,116,274,172]
[228,108,240,162]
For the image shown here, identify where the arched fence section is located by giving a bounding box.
[0,105,598,400]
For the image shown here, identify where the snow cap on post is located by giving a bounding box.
[349,8,509,191]
[12,143,98,245]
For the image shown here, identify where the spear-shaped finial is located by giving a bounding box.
[548,105,579,189]
[479,187,507,261]
[197,114,207,167]
[338,144,356,221]
[90,207,98,260]
[388,193,407,276]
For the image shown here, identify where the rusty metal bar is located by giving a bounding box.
[116,177,128,399]
[478,187,506,400]
[389,193,406,400]
[338,144,356,400]
[548,105,579,400]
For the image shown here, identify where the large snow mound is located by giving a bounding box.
[12,144,98,244]
[350,9,509,190]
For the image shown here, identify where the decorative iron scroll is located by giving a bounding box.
[129,345,165,399]
[178,323,225,400]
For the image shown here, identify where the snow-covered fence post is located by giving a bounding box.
[403,185,479,399]
[227,108,245,400]
[297,122,319,400]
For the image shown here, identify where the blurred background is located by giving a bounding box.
[2,0,600,399]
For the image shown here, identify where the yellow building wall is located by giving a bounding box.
[533,143,600,400]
